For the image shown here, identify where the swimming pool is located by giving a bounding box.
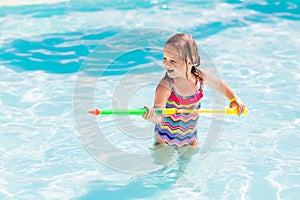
[1,0,299,199]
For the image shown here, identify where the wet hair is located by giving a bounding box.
[164,33,204,82]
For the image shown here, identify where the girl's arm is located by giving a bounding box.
[143,79,171,124]
[203,70,245,115]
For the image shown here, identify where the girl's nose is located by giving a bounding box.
[163,59,170,67]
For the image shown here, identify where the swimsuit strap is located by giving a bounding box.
[199,80,203,91]
[166,75,174,90]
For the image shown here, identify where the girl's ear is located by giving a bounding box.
[187,60,193,66]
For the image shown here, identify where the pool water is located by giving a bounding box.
[1,0,300,199]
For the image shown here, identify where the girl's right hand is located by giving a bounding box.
[142,106,154,121]
[142,106,163,124]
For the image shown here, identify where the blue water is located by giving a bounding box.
[1,0,300,199]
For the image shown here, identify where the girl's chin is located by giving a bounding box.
[167,71,180,78]
[167,72,175,77]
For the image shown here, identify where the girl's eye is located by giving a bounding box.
[163,57,176,64]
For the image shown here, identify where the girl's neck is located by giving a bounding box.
[172,74,199,96]
[173,74,197,85]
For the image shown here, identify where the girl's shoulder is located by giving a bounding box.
[158,74,172,89]
[156,75,172,95]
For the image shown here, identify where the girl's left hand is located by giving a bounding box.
[230,98,245,116]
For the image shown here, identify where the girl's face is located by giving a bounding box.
[163,46,191,79]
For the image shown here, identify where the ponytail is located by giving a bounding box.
[192,65,204,82]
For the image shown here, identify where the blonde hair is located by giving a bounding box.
[165,33,204,81]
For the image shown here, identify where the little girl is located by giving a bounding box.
[143,33,245,147]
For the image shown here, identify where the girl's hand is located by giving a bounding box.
[142,106,163,124]
[230,98,245,116]
[142,106,155,121]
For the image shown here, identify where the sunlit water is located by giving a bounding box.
[1,0,300,199]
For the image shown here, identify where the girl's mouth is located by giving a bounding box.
[167,69,174,73]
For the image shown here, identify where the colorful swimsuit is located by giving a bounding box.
[154,77,204,146]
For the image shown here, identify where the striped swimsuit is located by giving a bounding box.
[155,77,203,147]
